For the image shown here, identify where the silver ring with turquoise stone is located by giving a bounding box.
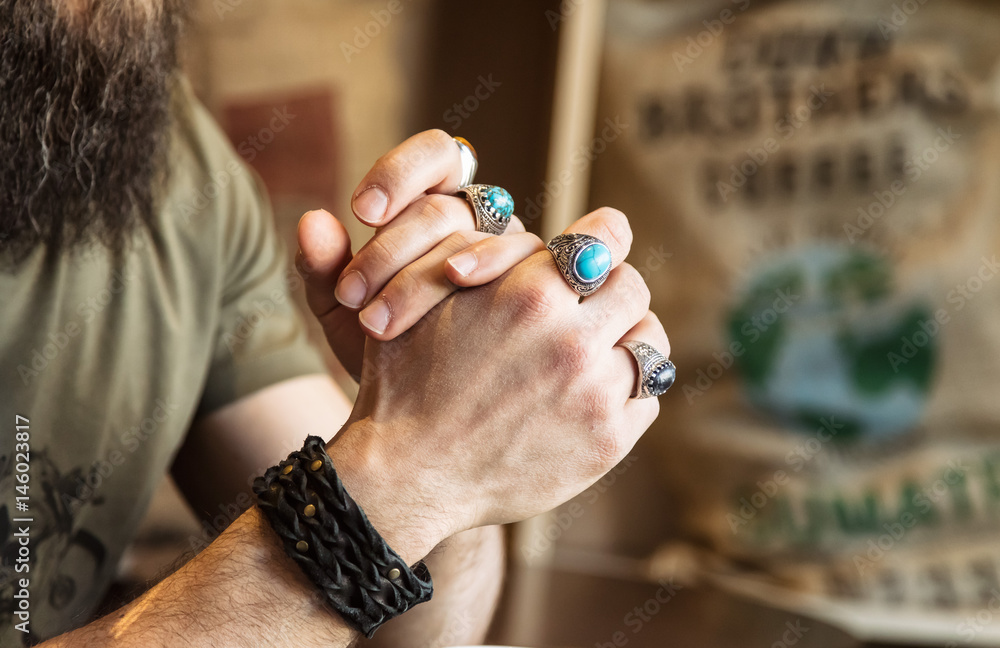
[620,341,676,399]
[546,233,613,297]
[460,184,514,235]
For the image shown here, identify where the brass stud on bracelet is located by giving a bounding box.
[253,436,435,638]
[309,459,323,472]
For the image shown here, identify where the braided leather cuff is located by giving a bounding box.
[253,436,433,637]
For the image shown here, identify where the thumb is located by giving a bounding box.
[297,209,366,377]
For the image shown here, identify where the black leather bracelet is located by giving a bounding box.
[252,436,433,637]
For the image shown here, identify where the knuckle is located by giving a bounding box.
[590,207,632,256]
[376,150,408,185]
[443,229,483,252]
[404,129,454,172]
[589,426,622,472]
[581,390,628,472]
[581,384,616,427]
[387,138,434,179]
[386,267,426,305]
[508,282,557,325]
[377,131,455,188]
[425,129,457,159]
[551,329,593,376]
[417,193,456,230]
[365,232,405,265]
[423,128,454,150]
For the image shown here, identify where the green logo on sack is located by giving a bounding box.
[727,246,936,442]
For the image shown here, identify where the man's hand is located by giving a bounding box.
[43,207,667,648]
[297,130,545,376]
[330,207,670,559]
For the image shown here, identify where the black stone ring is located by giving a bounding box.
[620,341,675,399]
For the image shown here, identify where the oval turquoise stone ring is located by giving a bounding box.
[574,243,612,282]
[546,233,614,297]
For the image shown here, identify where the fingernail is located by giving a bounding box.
[353,186,388,225]
[335,271,368,309]
[446,252,478,277]
[359,298,391,335]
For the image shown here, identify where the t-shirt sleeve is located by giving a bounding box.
[196,163,327,416]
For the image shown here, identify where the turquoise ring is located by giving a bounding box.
[547,233,613,297]
[460,184,514,235]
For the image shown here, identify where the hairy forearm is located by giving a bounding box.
[41,507,358,648]
[40,426,444,647]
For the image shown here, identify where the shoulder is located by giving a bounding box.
[165,76,267,225]
[157,76,277,281]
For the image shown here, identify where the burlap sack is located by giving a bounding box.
[591,0,1000,642]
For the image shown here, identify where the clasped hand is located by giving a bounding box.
[295,129,671,561]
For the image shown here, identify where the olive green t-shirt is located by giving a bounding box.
[0,77,326,645]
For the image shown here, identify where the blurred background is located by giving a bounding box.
[120,0,1000,646]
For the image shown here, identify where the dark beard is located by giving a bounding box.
[0,0,186,264]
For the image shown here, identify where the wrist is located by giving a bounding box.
[325,419,452,565]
